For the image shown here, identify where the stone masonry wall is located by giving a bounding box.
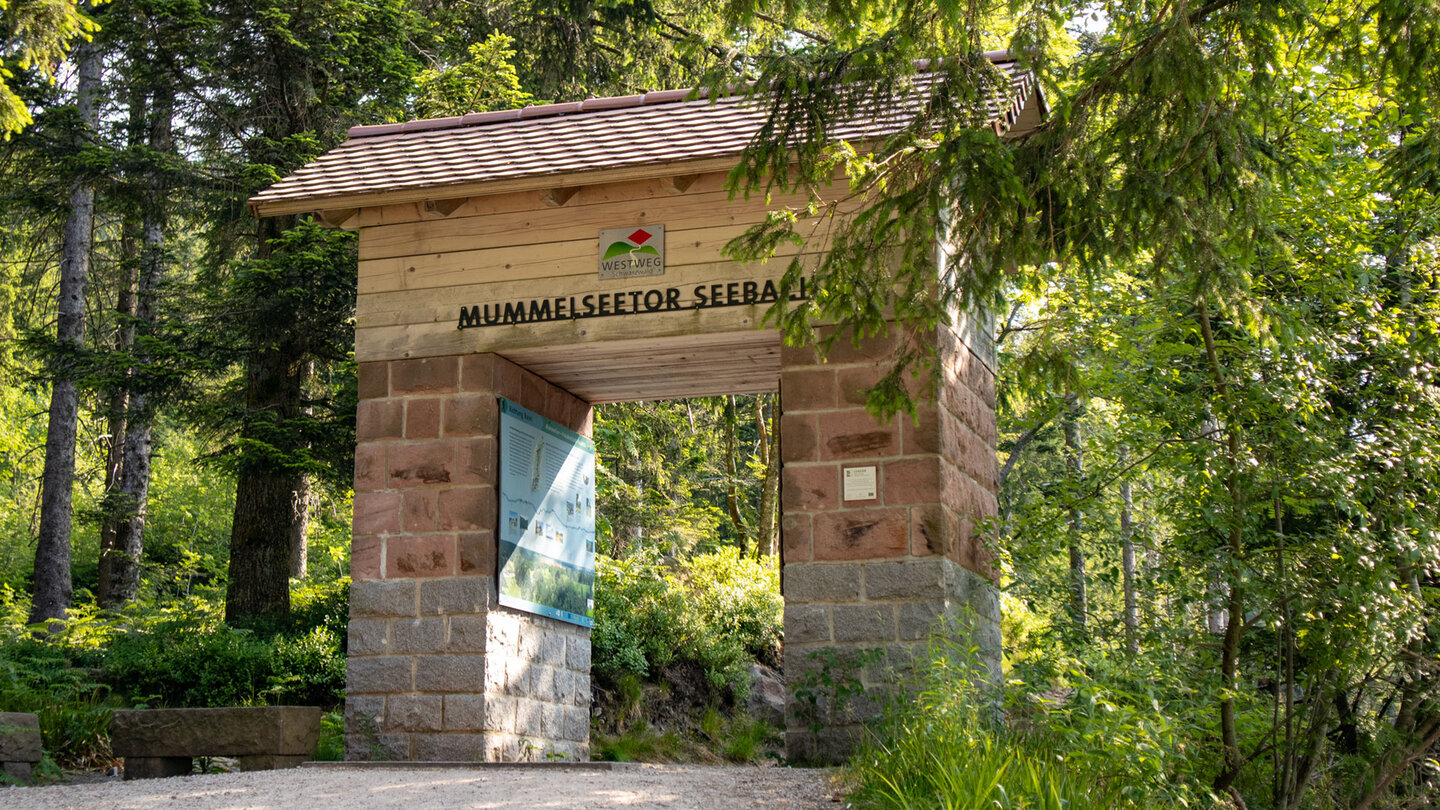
[779,321,1001,763]
[346,353,593,761]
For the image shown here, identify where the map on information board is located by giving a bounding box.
[497,398,596,627]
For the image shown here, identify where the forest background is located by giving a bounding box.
[0,0,1439,808]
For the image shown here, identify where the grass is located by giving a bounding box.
[591,707,781,764]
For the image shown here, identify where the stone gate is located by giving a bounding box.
[252,54,1042,763]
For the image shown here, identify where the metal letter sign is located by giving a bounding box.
[598,225,665,280]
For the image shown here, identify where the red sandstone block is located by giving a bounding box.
[444,395,499,437]
[941,462,999,520]
[460,354,496,393]
[817,409,899,460]
[403,490,439,533]
[959,347,996,404]
[813,508,909,561]
[942,379,997,448]
[354,492,401,535]
[781,513,813,562]
[946,517,973,568]
[901,404,941,455]
[782,465,838,512]
[908,504,948,557]
[437,486,496,531]
[940,461,981,517]
[458,531,496,576]
[406,398,442,440]
[492,358,524,401]
[545,385,584,428]
[780,414,817,463]
[387,534,456,578]
[391,357,459,395]
[453,438,497,485]
[943,421,1000,491]
[883,457,940,505]
[388,442,455,488]
[822,328,896,364]
[354,443,386,492]
[780,368,836,411]
[352,534,382,580]
[358,362,389,400]
[519,372,547,415]
[780,341,820,365]
[937,323,963,357]
[357,399,404,441]
[837,365,882,407]
[947,516,998,581]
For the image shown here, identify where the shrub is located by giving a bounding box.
[845,635,1206,810]
[102,620,346,708]
[591,549,781,699]
[0,637,114,768]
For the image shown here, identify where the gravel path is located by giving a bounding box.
[0,763,839,809]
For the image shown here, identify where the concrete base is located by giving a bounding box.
[345,577,591,762]
[0,712,41,783]
[782,558,1000,763]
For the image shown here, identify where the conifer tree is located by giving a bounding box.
[29,40,100,625]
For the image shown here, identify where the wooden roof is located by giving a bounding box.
[251,54,1043,218]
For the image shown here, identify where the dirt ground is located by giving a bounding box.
[0,763,840,809]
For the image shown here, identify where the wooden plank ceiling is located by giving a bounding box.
[501,331,780,403]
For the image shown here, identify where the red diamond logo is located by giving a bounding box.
[628,229,652,245]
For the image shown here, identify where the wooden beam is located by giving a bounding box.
[663,174,700,194]
[424,197,468,217]
[541,187,579,207]
[314,208,358,228]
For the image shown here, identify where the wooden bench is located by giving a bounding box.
[111,706,321,780]
[0,713,42,783]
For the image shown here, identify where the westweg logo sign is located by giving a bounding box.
[598,225,665,280]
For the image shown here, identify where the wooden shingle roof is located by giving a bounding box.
[251,53,1043,217]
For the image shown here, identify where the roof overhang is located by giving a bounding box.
[251,53,1046,220]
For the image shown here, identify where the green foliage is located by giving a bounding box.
[101,619,346,708]
[847,639,1202,810]
[0,0,98,136]
[0,579,348,766]
[0,631,114,768]
[413,34,534,118]
[591,548,780,697]
[790,646,883,741]
[593,395,779,557]
[314,711,345,761]
[590,719,685,763]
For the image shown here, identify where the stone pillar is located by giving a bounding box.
[346,354,593,761]
[778,318,1001,763]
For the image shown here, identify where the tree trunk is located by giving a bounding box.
[99,89,172,608]
[1121,448,1138,654]
[96,216,139,605]
[288,356,317,579]
[1199,297,1247,792]
[30,42,102,626]
[289,473,311,578]
[1063,392,1086,632]
[225,343,307,623]
[724,395,749,554]
[755,395,780,558]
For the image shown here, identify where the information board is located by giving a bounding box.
[496,399,596,627]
